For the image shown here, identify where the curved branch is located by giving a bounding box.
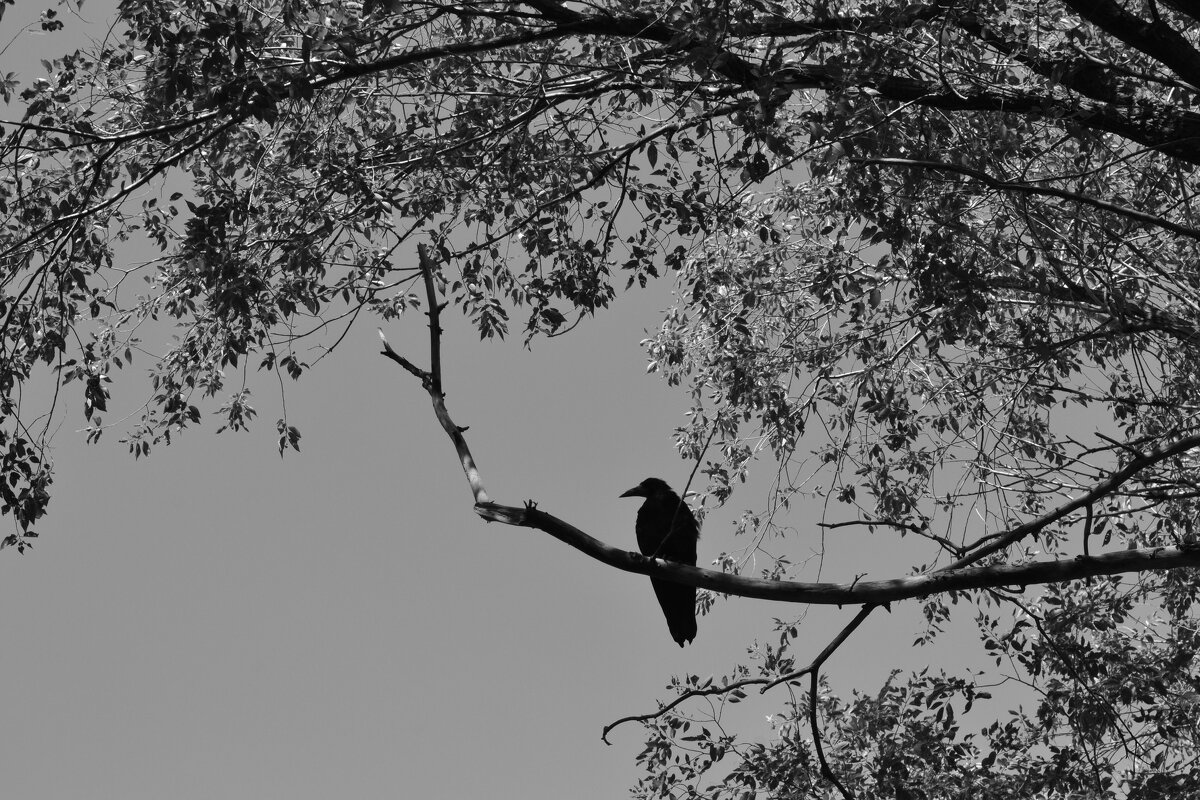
[473,500,1200,603]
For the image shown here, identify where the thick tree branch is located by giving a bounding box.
[599,435,1200,743]
[950,12,1133,104]
[1062,0,1200,89]
[519,4,1200,166]
[475,500,1200,603]
[524,6,1200,164]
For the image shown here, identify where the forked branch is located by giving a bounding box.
[379,243,488,506]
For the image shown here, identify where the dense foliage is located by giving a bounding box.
[4,0,1200,796]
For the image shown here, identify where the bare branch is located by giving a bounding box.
[380,241,1200,770]
[417,244,444,396]
[378,329,430,385]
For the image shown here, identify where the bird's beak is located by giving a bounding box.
[620,486,644,498]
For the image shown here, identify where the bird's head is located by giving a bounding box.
[620,477,674,498]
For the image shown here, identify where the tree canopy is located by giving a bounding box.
[5,0,1200,796]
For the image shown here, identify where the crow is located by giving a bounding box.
[620,477,699,646]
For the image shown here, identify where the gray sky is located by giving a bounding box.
[0,283,974,800]
[0,5,994,798]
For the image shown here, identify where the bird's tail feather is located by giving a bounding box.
[651,579,697,646]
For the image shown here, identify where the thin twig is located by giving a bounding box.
[601,605,875,743]
[601,674,769,744]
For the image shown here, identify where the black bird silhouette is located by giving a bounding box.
[620,478,700,646]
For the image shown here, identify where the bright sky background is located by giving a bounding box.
[1,4,997,798]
